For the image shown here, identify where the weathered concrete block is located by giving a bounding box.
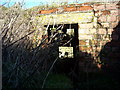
[77,6,93,11]
[64,7,77,12]
[79,29,89,34]
[39,8,58,14]
[98,29,107,34]
[79,46,91,51]
[101,23,110,27]
[95,11,102,16]
[79,23,94,29]
[79,34,93,40]
[98,16,107,22]
[89,29,97,34]
[117,15,120,21]
[108,29,114,34]
[106,3,118,10]
[107,15,117,22]
[79,40,86,45]
[37,12,94,25]
[110,22,119,28]
[102,10,111,15]
[94,4,105,10]
[110,10,119,15]
[79,29,97,34]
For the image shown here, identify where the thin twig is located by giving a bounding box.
[4,30,35,49]
[63,38,73,46]
[41,57,59,89]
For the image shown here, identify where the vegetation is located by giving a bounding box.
[1,1,120,89]
[1,3,56,88]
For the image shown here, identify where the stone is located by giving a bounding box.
[117,16,120,21]
[38,12,94,25]
[110,22,119,28]
[79,46,90,51]
[39,8,58,14]
[98,16,107,22]
[77,6,93,11]
[79,23,94,29]
[108,29,114,34]
[79,29,87,34]
[107,15,117,22]
[79,29,97,34]
[101,23,110,27]
[89,29,97,34]
[95,10,111,16]
[106,3,118,10]
[110,10,119,15]
[98,29,107,34]
[64,7,77,12]
[94,4,105,10]
[79,40,86,45]
[102,10,111,15]
[79,35,93,40]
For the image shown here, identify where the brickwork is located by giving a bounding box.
[36,1,119,55]
[77,1,120,59]
[33,1,120,70]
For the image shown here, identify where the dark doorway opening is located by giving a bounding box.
[44,23,79,57]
